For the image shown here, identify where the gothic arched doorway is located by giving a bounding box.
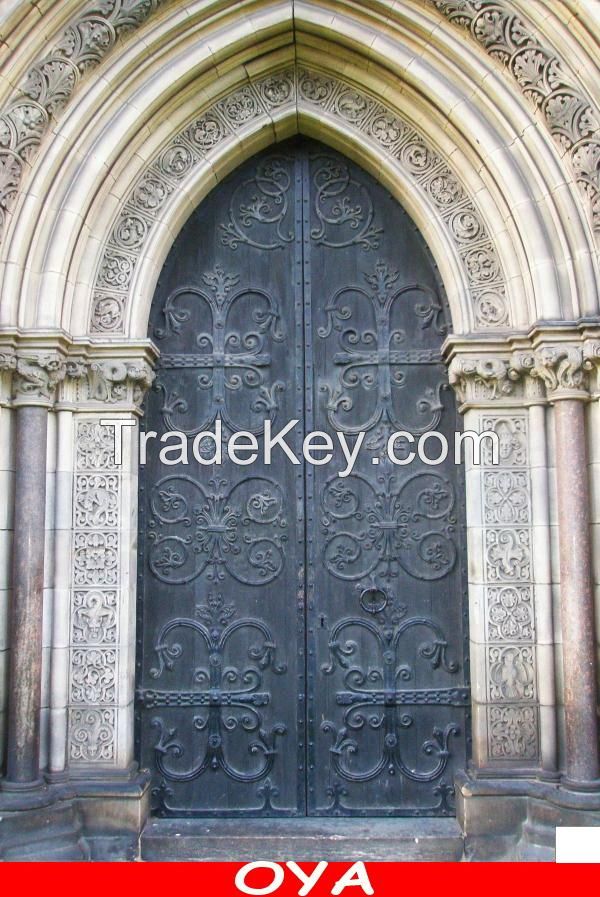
[136,139,469,818]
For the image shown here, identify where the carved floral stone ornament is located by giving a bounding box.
[0,0,165,240]
[0,343,156,408]
[430,0,600,235]
[12,352,67,403]
[91,67,511,334]
[447,332,600,405]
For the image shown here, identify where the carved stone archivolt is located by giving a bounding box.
[430,0,600,235]
[90,67,511,334]
[0,0,164,241]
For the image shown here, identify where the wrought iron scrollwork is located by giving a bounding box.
[318,260,447,434]
[153,263,285,435]
[321,471,457,582]
[148,474,288,585]
[311,156,383,250]
[321,600,465,784]
[220,156,294,250]
[139,592,287,791]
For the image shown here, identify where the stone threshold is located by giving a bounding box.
[140,817,464,862]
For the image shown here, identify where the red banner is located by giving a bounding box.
[0,861,597,892]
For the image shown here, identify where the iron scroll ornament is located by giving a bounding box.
[321,471,457,582]
[147,475,288,586]
[318,260,448,436]
[153,264,285,436]
[220,155,294,250]
[311,156,383,250]
[139,593,287,786]
[321,601,466,784]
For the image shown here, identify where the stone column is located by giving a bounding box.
[2,353,65,789]
[530,345,600,787]
[0,350,17,772]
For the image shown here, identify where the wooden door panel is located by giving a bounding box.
[137,140,469,818]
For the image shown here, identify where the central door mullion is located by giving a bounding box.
[293,149,309,816]
[300,148,317,817]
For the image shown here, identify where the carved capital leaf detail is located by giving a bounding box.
[13,352,66,402]
[528,345,587,398]
[448,355,514,404]
[64,357,155,406]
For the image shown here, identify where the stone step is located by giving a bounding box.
[141,817,464,862]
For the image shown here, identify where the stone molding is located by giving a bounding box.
[446,329,600,406]
[90,65,511,334]
[0,0,165,242]
[430,0,600,235]
[0,336,157,410]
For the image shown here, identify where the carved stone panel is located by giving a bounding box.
[68,421,121,765]
[478,414,540,764]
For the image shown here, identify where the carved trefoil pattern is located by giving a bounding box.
[479,414,539,763]
[91,68,510,334]
[68,420,122,765]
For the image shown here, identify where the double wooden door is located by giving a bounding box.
[137,139,469,817]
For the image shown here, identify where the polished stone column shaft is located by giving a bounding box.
[554,398,599,786]
[5,405,48,786]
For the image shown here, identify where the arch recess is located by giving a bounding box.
[0,0,598,338]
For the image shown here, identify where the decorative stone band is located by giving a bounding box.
[0,0,165,241]
[90,66,511,334]
[447,334,600,406]
[429,0,600,235]
[0,342,156,410]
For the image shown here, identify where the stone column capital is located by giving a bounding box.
[447,354,516,406]
[60,355,155,410]
[583,339,600,397]
[446,334,599,407]
[12,351,67,407]
[526,344,589,401]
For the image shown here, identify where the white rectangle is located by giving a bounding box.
[556,827,600,862]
